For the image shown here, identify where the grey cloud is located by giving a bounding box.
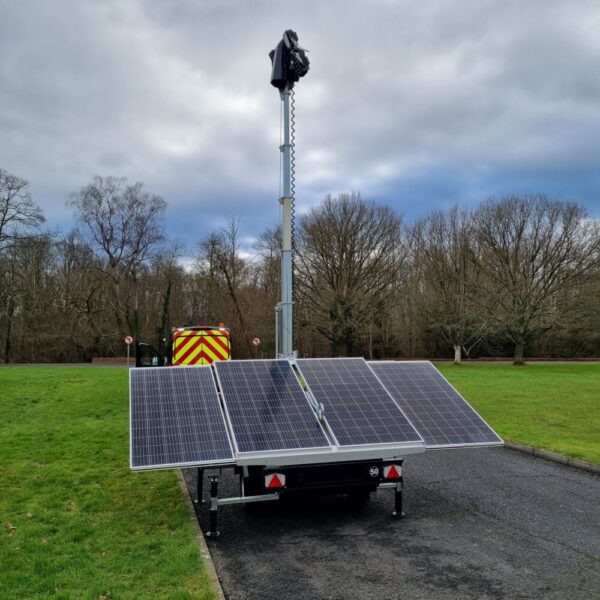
[0,0,598,249]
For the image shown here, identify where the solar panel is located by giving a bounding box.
[368,361,503,448]
[296,358,423,447]
[214,360,331,454]
[130,367,234,470]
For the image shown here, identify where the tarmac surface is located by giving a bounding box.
[182,448,600,600]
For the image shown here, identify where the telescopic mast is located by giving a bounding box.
[269,30,310,357]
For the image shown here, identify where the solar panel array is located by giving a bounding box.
[130,358,503,471]
[130,367,234,470]
[296,358,423,447]
[214,360,331,454]
[368,361,503,447]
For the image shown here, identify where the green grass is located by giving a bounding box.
[0,367,217,600]
[437,363,600,464]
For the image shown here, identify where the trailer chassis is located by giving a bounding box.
[193,459,405,537]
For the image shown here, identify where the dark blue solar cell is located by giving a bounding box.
[130,366,234,470]
[296,358,423,447]
[214,360,330,454]
[368,361,503,448]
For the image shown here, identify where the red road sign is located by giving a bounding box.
[252,337,261,346]
[124,335,134,345]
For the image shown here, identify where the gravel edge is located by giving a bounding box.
[177,470,226,600]
[505,441,600,474]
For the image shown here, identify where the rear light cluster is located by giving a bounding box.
[383,464,402,480]
[265,473,286,489]
[264,464,401,490]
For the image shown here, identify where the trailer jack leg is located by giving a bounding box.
[206,476,220,537]
[194,468,204,506]
[392,462,404,518]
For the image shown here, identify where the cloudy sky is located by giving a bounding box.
[2,0,599,252]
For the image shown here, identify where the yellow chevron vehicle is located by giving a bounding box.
[135,324,232,367]
[171,326,232,366]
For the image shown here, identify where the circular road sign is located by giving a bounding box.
[252,337,261,347]
[124,335,134,345]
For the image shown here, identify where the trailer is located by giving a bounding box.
[130,356,502,536]
[128,31,503,536]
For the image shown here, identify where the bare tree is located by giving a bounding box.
[473,195,600,364]
[416,206,486,363]
[254,226,281,297]
[0,235,55,362]
[252,227,281,355]
[69,176,166,337]
[53,231,107,354]
[146,241,186,353]
[197,219,254,356]
[296,192,405,356]
[0,169,45,252]
[70,176,165,273]
[0,169,46,362]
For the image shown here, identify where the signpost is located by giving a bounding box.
[252,337,261,358]
[124,335,133,366]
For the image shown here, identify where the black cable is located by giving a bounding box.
[290,88,297,347]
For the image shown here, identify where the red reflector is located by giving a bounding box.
[384,465,401,480]
[265,473,285,489]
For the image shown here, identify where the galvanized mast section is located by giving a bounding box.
[279,86,293,357]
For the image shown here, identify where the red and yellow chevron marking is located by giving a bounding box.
[172,329,231,366]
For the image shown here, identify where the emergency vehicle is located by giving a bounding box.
[136,325,231,368]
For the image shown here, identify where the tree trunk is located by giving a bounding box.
[345,327,354,356]
[222,270,253,356]
[453,344,462,365]
[4,296,15,364]
[513,341,525,365]
[161,280,172,335]
[331,338,341,357]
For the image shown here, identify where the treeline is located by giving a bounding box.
[1,169,599,365]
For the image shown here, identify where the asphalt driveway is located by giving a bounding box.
[183,448,599,599]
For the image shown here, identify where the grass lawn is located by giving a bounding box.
[0,367,217,600]
[437,363,600,464]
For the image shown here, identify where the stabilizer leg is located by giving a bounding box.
[392,461,405,518]
[194,468,204,506]
[206,476,220,537]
